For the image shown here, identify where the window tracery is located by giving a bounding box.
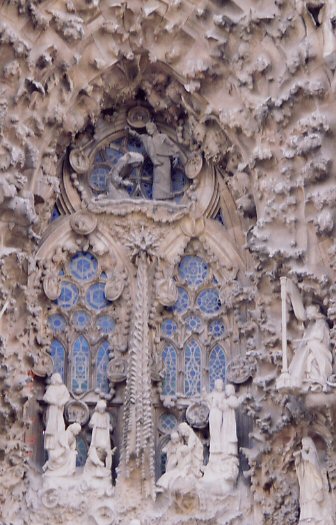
[159,253,227,400]
[47,250,114,396]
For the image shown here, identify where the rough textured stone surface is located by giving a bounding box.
[1,1,336,524]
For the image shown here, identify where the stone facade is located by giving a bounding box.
[1,1,336,524]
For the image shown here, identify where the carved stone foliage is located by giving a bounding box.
[3,0,336,523]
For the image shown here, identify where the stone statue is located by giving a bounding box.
[43,422,81,477]
[43,373,70,453]
[203,378,226,455]
[84,400,113,477]
[294,437,335,525]
[128,122,180,200]
[201,382,241,494]
[289,305,332,392]
[277,277,332,392]
[156,423,203,495]
[203,380,240,457]
[105,151,144,199]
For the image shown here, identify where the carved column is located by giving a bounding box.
[120,248,155,498]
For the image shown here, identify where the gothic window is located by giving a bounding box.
[47,250,114,395]
[159,254,227,398]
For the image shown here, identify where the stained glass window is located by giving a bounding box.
[161,319,177,338]
[89,166,110,192]
[48,314,67,333]
[209,345,226,391]
[50,339,65,380]
[97,315,115,334]
[50,205,61,222]
[96,340,110,393]
[185,315,202,333]
[162,344,177,396]
[209,319,225,338]
[184,339,202,396]
[159,413,178,433]
[171,287,190,314]
[86,282,110,310]
[69,252,98,282]
[56,281,79,309]
[76,435,88,467]
[178,256,208,288]
[72,310,90,330]
[196,288,221,315]
[71,336,90,392]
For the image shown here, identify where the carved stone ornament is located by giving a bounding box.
[185,152,203,179]
[127,105,151,128]
[104,274,125,301]
[226,356,257,384]
[43,273,61,301]
[69,147,91,174]
[32,352,54,377]
[156,276,179,307]
[186,401,209,429]
[70,211,97,235]
[64,399,90,425]
[108,357,127,383]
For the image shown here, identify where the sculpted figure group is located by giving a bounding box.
[43,374,113,486]
[157,380,241,497]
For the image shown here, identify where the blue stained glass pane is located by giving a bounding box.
[76,435,88,467]
[96,340,110,393]
[56,281,79,310]
[162,344,177,396]
[71,336,90,392]
[209,319,225,338]
[209,345,226,390]
[69,252,98,282]
[48,314,67,333]
[86,282,110,310]
[105,147,124,162]
[161,319,177,338]
[178,256,208,288]
[97,315,115,334]
[171,287,190,314]
[196,288,221,315]
[73,310,90,330]
[213,209,225,225]
[50,339,65,380]
[159,413,178,433]
[89,165,110,192]
[184,339,202,396]
[185,315,202,333]
[172,167,189,194]
[50,205,61,223]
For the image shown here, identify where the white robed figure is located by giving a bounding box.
[278,277,332,392]
[221,384,240,457]
[294,437,335,525]
[84,400,113,476]
[43,373,70,452]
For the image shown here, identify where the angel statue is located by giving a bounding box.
[97,151,144,200]
[277,277,332,392]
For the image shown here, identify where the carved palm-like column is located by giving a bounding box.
[119,228,157,499]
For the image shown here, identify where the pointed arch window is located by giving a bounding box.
[162,344,177,396]
[47,250,114,395]
[159,254,227,398]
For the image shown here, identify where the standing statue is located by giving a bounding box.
[277,277,332,392]
[202,378,226,454]
[43,373,70,453]
[84,400,113,478]
[128,122,180,200]
[43,422,81,477]
[294,437,335,525]
[201,382,241,494]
